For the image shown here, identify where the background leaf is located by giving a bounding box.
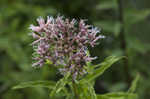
[96,0,117,10]
[124,9,150,27]
[128,73,140,93]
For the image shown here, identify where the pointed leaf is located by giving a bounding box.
[81,56,124,83]
[12,81,56,90]
[128,73,140,93]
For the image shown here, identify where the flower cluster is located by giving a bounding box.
[29,16,104,79]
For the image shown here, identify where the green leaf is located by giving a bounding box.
[88,83,97,99]
[94,21,121,37]
[125,9,150,26]
[81,56,124,83]
[97,92,138,99]
[108,82,127,92]
[96,0,117,10]
[50,72,70,97]
[12,81,56,90]
[128,73,140,93]
[75,82,97,99]
[127,37,150,54]
[96,95,109,99]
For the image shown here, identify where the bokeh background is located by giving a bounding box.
[0,0,150,99]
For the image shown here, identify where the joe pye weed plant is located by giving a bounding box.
[13,15,139,99]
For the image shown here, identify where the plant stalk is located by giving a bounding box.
[72,80,80,99]
[117,0,132,86]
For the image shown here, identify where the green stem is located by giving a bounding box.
[72,80,80,99]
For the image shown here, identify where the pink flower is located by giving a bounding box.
[29,15,104,79]
[37,16,45,27]
[29,24,42,32]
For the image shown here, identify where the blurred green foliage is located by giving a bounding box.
[0,0,150,99]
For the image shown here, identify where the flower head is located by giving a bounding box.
[29,16,104,79]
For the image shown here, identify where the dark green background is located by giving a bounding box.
[0,0,150,99]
